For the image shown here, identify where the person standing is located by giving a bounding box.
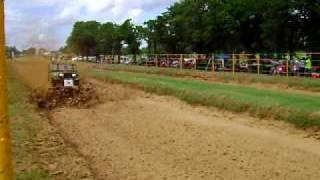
[305,55,312,76]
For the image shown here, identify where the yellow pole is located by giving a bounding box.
[0,0,14,179]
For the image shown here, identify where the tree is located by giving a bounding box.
[6,46,20,57]
[143,20,158,54]
[67,21,101,60]
[66,0,320,55]
[120,19,144,62]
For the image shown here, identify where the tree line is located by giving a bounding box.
[5,46,21,58]
[66,19,143,60]
[66,0,320,57]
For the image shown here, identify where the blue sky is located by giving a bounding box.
[5,0,177,50]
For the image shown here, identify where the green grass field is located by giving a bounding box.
[98,64,320,92]
[91,69,320,128]
[8,66,49,179]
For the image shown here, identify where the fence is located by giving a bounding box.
[92,52,320,78]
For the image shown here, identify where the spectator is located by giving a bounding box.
[305,55,312,76]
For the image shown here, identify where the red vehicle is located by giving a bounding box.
[271,64,289,75]
[311,66,320,79]
[183,58,195,69]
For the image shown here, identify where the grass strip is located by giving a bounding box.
[8,65,49,179]
[98,64,320,92]
[91,70,320,128]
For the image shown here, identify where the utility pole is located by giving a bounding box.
[0,0,14,179]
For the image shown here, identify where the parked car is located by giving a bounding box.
[124,59,133,65]
[87,56,97,62]
[183,58,195,69]
[214,54,233,72]
[120,56,133,64]
[171,60,179,68]
[271,61,288,75]
[72,56,83,61]
[311,66,320,79]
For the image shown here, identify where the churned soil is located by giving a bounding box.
[11,58,96,179]
[51,78,320,180]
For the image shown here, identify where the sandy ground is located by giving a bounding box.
[29,112,94,179]
[11,57,320,180]
[11,56,50,91]
[51,79,320,180]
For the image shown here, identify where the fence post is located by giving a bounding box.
[286,53,289,78]
[212,54,215,73]
[286,59,289,78]
[155,54,158,67]
[180,54,183,71]
[194,55,197,71]
[256,53,260,75]
[232,54,235,76]
[145,55,148,66]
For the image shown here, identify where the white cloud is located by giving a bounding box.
[129,8,143,19]
[79,0,114,13]
[5,0,177,50]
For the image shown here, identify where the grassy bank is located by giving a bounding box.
[8,66,49,179]
[91,70,320,128]
[97,64,320,92]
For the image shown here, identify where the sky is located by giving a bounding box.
[5,0,178,50]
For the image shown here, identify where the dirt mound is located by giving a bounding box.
[30,82,100,110]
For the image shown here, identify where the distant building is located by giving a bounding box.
[23,48,37,55]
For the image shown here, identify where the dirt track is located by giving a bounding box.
[12,58,320,180]
[11,56,50,91]
[51,79,320,180]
